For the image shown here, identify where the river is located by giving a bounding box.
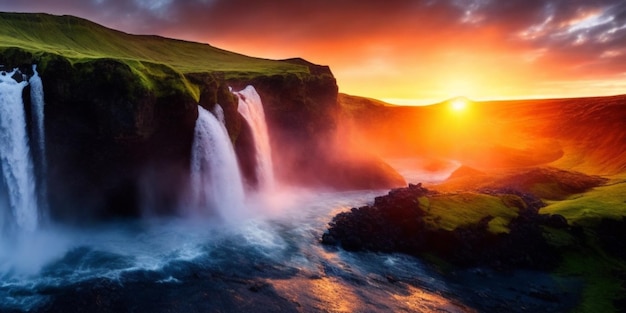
[0,158,581,312]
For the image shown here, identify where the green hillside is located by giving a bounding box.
[0,12,314,101]
[0,12,307,75]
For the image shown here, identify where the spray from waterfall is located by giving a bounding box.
[188,106,246,221]
[0,68,39,232]
[233,86,275,191]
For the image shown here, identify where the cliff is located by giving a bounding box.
[0,12,404,221]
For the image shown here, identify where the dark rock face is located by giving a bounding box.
[42,58,199,221]
[323,183,563,270]
[1,50,405,221]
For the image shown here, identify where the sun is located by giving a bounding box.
[450,97,468,112]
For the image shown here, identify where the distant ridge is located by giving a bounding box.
[339,93,626,175]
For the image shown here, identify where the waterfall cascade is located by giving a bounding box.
[0,67,44,232]
[213,104,226,125]
[233,86,275,191]
[188,106,246,221]
[28,65,48,214]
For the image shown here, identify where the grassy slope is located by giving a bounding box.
[541,175,626,226]
[419,193,520,234]
[0,12,310,99]
[0,12,307,74]
[542,176,626,313]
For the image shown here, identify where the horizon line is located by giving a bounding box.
[376,93,626,106]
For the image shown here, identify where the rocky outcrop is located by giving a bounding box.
[322,183,565,270]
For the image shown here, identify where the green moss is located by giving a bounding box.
[421,192,519,233]
[541,177,626,227]
[487,216,511,233]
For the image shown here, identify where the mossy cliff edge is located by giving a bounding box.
[0,12,404,220]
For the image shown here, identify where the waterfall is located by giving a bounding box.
[213,104,226,126]
[0,68,39,232]
[233,86,275,191]
[188,106,246,221]
[28,65,48,214]
[29,65,45,162]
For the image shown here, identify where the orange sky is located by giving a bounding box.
[3,0,626,104]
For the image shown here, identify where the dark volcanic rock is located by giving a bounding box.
[323,183,563,270]
[323,183,430,253]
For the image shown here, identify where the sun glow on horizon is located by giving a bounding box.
[450,97,469,112]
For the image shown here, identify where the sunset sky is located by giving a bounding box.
[3,0,626,104]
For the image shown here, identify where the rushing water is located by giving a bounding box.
[28,65,45,172]
[213,103,226,126]
[0,68,39,232]
[28,65,48,216]
[0,187,435,311]
[0,169,578,312]
[187,106,246,221]
[234,86,275,191]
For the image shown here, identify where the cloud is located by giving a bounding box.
[506,1,626,78]
[3,0,626,100]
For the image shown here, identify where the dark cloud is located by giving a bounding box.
[4,0,625,51]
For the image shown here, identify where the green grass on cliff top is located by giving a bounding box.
[540,175,626,226]
[0,12,308,76]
